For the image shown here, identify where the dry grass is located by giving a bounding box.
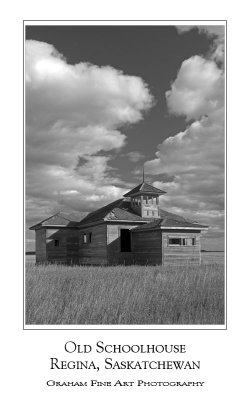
[25,261,225,325]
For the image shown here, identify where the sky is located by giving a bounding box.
[25,24,225,251]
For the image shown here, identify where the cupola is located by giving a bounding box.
[123,181,166,219]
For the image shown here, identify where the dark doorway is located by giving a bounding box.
[120,229,131,252]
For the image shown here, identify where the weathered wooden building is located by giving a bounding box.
[30,181,208,266]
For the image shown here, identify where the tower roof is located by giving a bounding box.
[123,181,166,197]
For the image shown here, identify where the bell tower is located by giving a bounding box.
[123,179,166,219]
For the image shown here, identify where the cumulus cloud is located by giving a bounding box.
[176,25,225,63]
[26,40,153,130]
[166,55,224,120]
[26,40,154,233]
[176,25,224,37]
[145,35,225,249]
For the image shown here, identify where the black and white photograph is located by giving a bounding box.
[2,1,250,397]
[25,23,225,327]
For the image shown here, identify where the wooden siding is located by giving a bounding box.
[107,223,140,265]
[34,223,203,266]
[79,224,107,265]
[66,229,79,264]
[46,228,67,263]
[35,228,47,262]
[162,231,201,266]
[46,228,79,264]
[132,230,162,265]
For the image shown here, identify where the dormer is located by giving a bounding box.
[123,181,166,219]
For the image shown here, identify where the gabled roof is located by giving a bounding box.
[79,199,147,225]
[30,195,208,231]
[78,198,201,227]
[132,216,208,231]
[123,181,166,197]
[29,212,80,230]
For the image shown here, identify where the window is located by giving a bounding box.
[120,229,131,252]
[81,232,92,244]
[82,233,87,244]
[169,238,182,245]
[168,237,196,246]
[134,197,141,206]
[54,239,60,247]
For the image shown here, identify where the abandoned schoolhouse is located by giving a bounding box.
[30,180,208,266]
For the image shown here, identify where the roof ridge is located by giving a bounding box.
[56,211,75,222]
[38,212,72,225]
[29,212,80,230]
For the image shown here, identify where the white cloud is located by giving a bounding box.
[26,40,153,130]
[176,25,224,37]
[176,25,225,63]
[166,55,224,120]
[145,50,224,248]
[26,124,126,169]
[26,40,154,230]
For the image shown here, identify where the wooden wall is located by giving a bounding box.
[35,228,47,262]
[35,223,203,267]
[162,231,201,266]
[132,230,162,265]
[79,224,107,265]
[66,229,79,264]
[44,228,79,264]
[107,223,140,265]
[46,228,68,263]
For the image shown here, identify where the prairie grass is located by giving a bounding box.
[25,261,224,325]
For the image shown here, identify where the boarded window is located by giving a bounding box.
[120,229,131,252]
[169,238,182,245]
[54,239,60,247]
[169,238,196,246]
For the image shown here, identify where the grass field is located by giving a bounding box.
[25,255,225,325]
